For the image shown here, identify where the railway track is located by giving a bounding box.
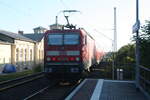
[24,80,82,100]
[0,72,44,91]
[23,66,103,100]
[0,72,53,100]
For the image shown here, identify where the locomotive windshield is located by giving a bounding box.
[64,34,79,45]
[48,33,79,45]
[48,34,63,45]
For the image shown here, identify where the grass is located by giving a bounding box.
[0,70,34,82]
[0,65,43,82]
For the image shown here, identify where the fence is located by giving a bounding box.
[139,65,150,99]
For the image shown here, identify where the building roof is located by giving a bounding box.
[33,26,47,30]
[0,40,12,45]
[0,30,35,42]
[23,33,44,42]
[49,24,63,30]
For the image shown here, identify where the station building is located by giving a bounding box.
[0,26,47,72]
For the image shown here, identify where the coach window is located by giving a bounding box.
[48,34,63,45]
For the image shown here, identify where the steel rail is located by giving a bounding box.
[23,86,50,100]
[23,81,59,100]
[0,74,44,92]
[0,72,43,85]
[24,79,83,100]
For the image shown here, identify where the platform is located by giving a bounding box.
[65,79,148,100]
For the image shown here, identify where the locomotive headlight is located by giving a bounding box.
[47,57,51,61]
[76,57,80,61]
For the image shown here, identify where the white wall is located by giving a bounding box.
[0,43,11,72]
[0,38,44,72]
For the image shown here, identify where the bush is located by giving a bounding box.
[33,65,43,73]
[0,70,33,82]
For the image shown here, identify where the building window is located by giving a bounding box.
[30,49,32,61]
[39,50,40,60]
[20,49,23,64]
[25,49,27,63]
[16,48,19,63]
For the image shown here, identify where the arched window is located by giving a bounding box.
[30,49,32,61]
[25,49,27,63]
[20,48,23,64]
[16,48,19,63]
[39,50,41,60]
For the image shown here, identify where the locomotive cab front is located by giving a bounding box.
[44,29,84,81]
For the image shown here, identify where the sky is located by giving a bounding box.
[0,0,150,52]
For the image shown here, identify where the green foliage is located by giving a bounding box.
[0,65,43,82]
[102,52,114,62]
[33,65,43,73]
[139,39,150,67]
[101,46,135,80]
[0,70,33,82]
[141,20,150,39]
[115,44,135,65]
[139,20,150,67]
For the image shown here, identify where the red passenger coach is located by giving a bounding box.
[44,28,100,81]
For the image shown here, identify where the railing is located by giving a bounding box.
[139,65,150,99]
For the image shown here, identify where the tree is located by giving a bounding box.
[140,20,150,39]
[115,44,135,66]
[139,20,150,67]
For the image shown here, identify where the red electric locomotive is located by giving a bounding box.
[44,28,97,81]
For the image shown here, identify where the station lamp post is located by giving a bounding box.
[133,0,140,89]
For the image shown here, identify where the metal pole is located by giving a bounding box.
[112,7,117,80]
[135,0,140,89]
[114,7,117,52]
